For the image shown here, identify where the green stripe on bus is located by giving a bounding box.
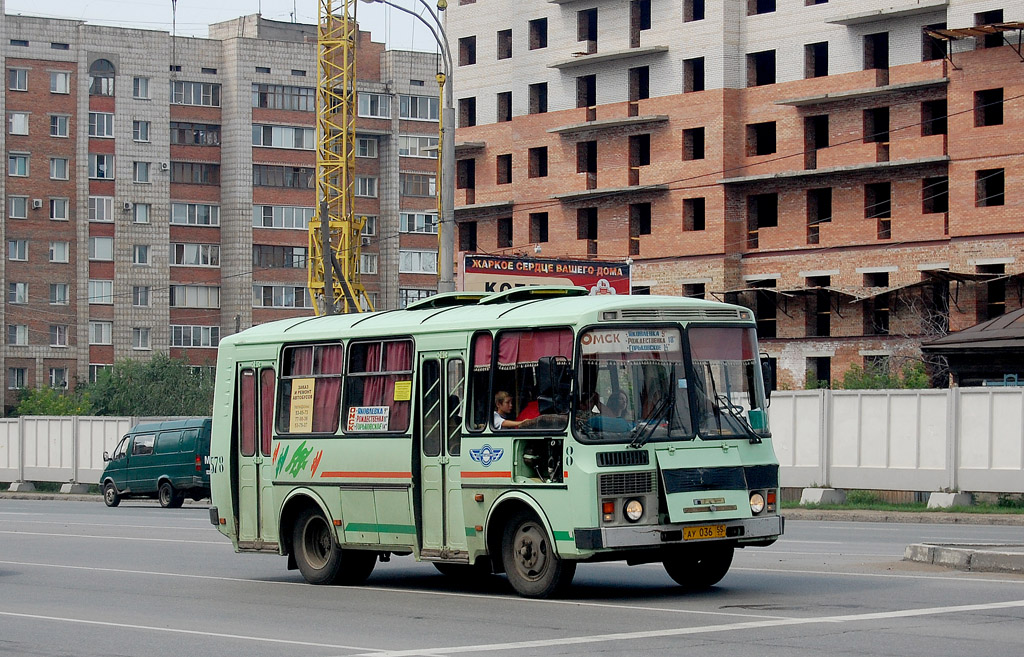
[344,523,417,534]
[553,531,573,541]
[466,527,477,537]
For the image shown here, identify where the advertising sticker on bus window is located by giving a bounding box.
[580,329,681,354]
[347,406,390,431]
[393,380,412,402]
[289,378,315,433]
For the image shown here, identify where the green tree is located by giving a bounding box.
[13,386,93,416]
[84,353,215,416]
[841,361,930,390]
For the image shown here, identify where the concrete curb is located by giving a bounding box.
[904,543,1024,574]
[783,508,1024,526]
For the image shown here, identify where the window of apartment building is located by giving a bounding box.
[8,367,28,389]
[251,164,307,188]
[863,32,889,70]
[577,74,597,108]
[49,367,69,388]
[807,187,832,245]
[578,8,598,53]
[683,57,705,93]
[577,140,597,188]
[805,42,828,78]
[357,92,391,118]
[355,175,380,197]
[171,243,220,267]
[8,282,28,304]
[8,239,28,261]
[458,36,477,66]
[629,134,651,170]
[132,120,150,142]
[171,325,220,348]
[684,0,705,21]
[133,203,151,223]
[132,286,150,307]
[864,182,892,238]
[50,198,69,221]
[8,111,29,135]
[88,365,111,383]
[750,280,778,339]
[172,285,221,308]
[922,176,949,215]
[399,173,434,197]
[399,212,438,234]
[133,161,151,183]
[457,159,477,196]
[88,279,114,304]
[806,357,831,388]
[747,121,776,156]
[361,216,377,237]
[497,29,512,60]
[399,289,435,308]
[171,122,221,146]
[8,326,29,347]
[683,197,706,231]
[252,205,310,229]
[89,237,114,261]
[50,71,70,94]
[529,18,548,49]
[459,97,477,128]
[252,244,304,268]
[50,283,69,305]
[398,135,438,158]
[171,80,221,106]
[748,0,776,15]
[88,154,114,179]
[805,115,829,155]
[360,253,378,275]
[747,50,776,86]
[496,154,512,185]
[9,68,28,91]
[975,88,1003,127]
[528,147,548,178]
[132,327,151,350]
[578,208,598,243]
[9,196,28,219]
[923,23,946,61]
[50,325,68,347]
[49,241,69,263]
[497,218,513,249]
[863,107,889,143]
[133,76,150,99]
[629,66,650,107]
[978,264,1007,320]
[530,212,549,243]
[50,115,69,137]
[497,91,512,123]
[89,321,113,345]
[87,196,113,222]
[399,249,438,274]
[8,153,29,177]
[806,275,832,337]
[976,9,1004,49]
[50,157,69,180]
[683,282,706,298]
[357,137,379,158]
[629,203,652,256]
[747,193,778,248]
[921,99,947,136]
[459,221,478,252]
[252,124,315,149]
[863,276,891,336]
[629,0,652,47]
[683,126,705,160]
[976,168,1005,207]
[529,83,548,114]
[88,112,114,138]
[253,82,314,110]
[89,59,115,95]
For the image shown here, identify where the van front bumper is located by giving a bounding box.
[574,514,783,550]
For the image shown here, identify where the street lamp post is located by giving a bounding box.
[362,0,457,293]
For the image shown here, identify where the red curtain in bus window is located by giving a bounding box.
[312,345,343,432]
[260,368,275,455]
[288,346,313,375]
[688,327,757,361]
[385,341,411,432]
[497,329,572,369]
[361,342,384,404]
[472,333,493,371]
[239,369,256,457]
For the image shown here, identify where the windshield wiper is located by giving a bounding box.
[629,365,676,450]
[715,394,764,444]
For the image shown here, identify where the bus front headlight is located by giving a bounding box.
[749,492,765,515]
[624,499,644,522]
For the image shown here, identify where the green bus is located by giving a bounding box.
[209,286,783,598]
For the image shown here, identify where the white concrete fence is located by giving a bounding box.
[2,389,1024,495]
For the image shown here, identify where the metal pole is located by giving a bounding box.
[438,83,456,292]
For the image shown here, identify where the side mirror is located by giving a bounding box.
[102,451,110,462]
[537,355,572,415]
[760,357,773,404]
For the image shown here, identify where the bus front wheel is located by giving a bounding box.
[292,508,376,585]
[501,511,575,598]
[663,545,734,590]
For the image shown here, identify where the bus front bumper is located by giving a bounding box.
[574,514,783,550]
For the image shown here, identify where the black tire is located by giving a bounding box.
[292,508,376,585]
[103,482,121,507]
[501,511,576,598]
[158,481,183,508]
[663,545,735,590]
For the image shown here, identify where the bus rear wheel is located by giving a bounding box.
[501,511,575,598]
[662,545,734,590]
[292,508,376,585]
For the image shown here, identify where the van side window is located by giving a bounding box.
[132,434,155,456]
[155,431,183,453]
[112,436,129,459]
[180,429,199,452]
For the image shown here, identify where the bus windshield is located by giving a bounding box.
[688,326,769,440]
[575,327,693,443]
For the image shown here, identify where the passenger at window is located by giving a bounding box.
[588,391,634,433]
[493,390,524,429]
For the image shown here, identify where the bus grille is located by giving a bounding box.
[599,471,655,496]
[596,450,650,467]
[661,465,779,494]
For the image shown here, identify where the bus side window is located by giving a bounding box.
[469,332,492,431]
[447,358,465,455]
[343,339,413,433]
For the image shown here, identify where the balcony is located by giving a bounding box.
[549,113,668,136]
[776,76,947,108]
[549,45,668,70]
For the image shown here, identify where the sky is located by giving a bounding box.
[3,0,443,52]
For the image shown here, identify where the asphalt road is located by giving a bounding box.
[1,500,1023,656]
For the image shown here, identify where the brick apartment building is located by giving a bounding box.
[445,0,1024,388]
[1,6,445,411]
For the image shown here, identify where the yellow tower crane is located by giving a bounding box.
[308,0,374,315]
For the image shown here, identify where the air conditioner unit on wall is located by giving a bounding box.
[361,236,371,246]
[123,201,133,211]
[31,198,43,209]
[160,161,170,171]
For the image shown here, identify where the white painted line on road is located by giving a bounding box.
[778,540,845,545]
[733,566,1024,584]
[0,610,376,653]
[0,530,225,545]
[0,518,215,531]
[348,598,1024,657]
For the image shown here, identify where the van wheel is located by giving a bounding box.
[292,508,376,585]
[158,482,184,508]
[663,545,734,590]
[501,511,575,598]
[103,482,121,507]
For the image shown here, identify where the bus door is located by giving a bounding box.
[418,352,468,560]
[236,364,278,550]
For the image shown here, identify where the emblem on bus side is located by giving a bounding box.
[469,444,504,467]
